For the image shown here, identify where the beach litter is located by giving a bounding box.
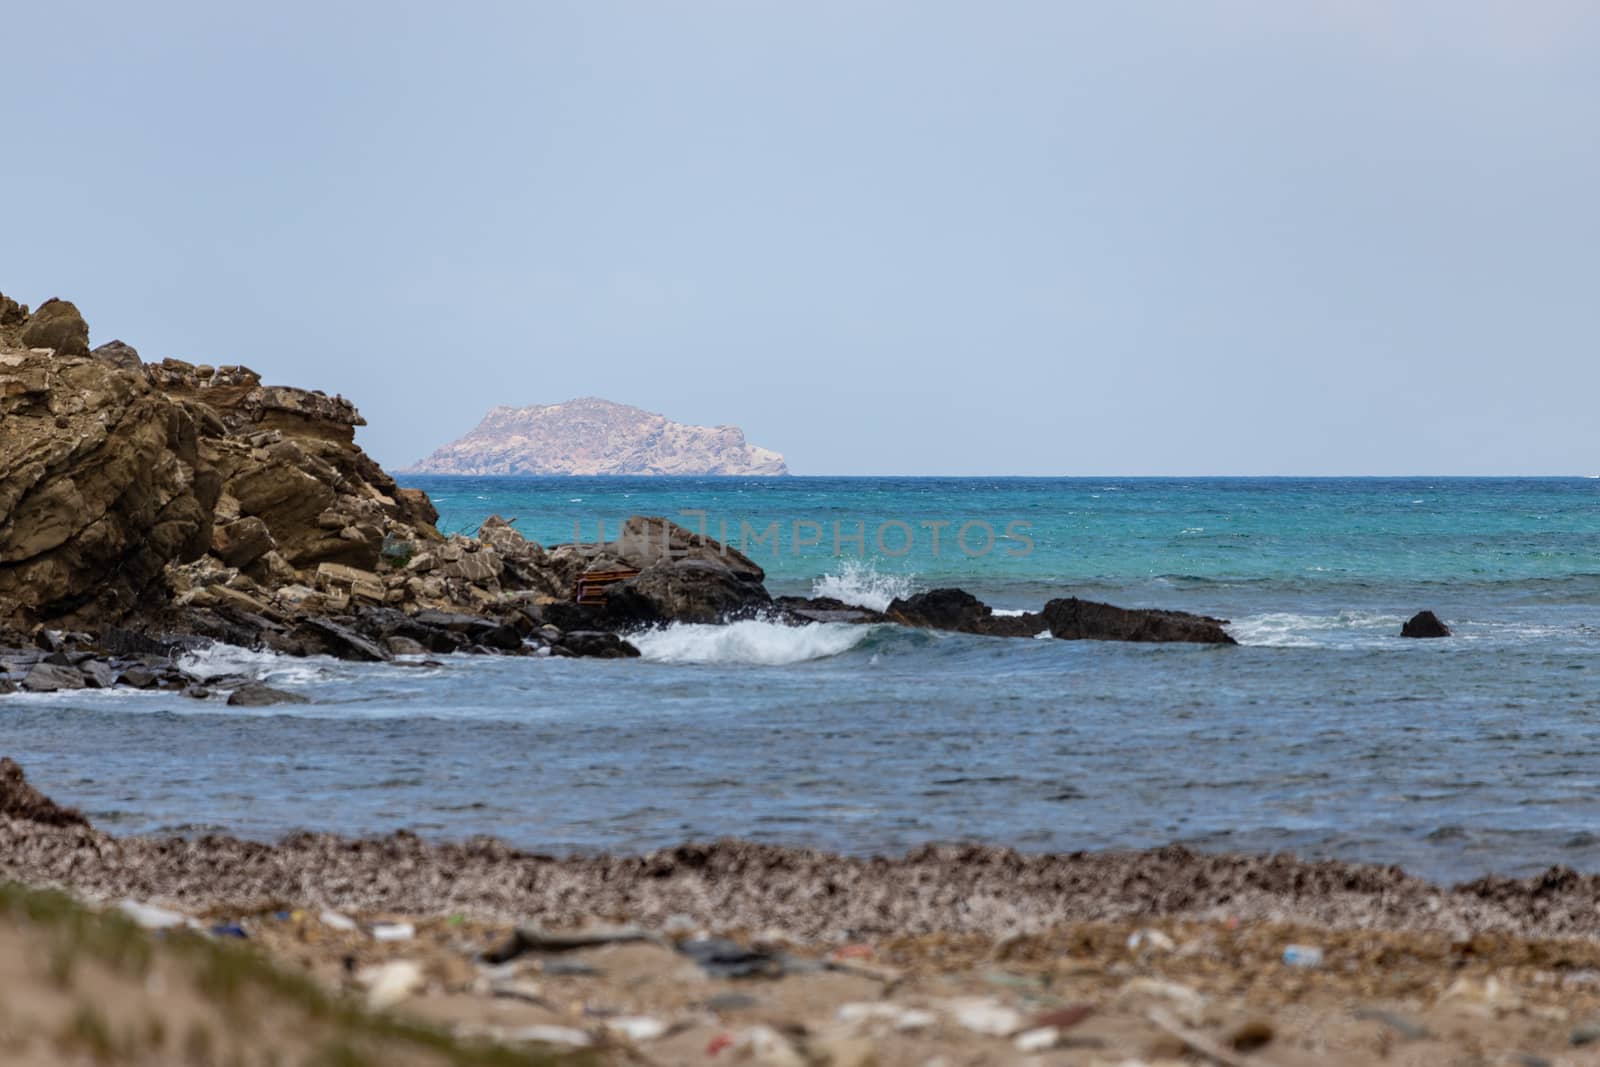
[1282,943,1323,967]
[118,899,197,931]
[371,921,416,942]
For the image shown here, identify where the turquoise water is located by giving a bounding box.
[421,475,1600,607]
[3,477,1597,884]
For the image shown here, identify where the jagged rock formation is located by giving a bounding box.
[405,397,788,476]
[0,290,1239,684]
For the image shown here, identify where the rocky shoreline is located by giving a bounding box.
[0,289,1241,700]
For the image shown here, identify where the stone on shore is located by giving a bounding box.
[0,756,89,826]
[21,661,87,692]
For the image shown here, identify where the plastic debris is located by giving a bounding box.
[505,1024,592,1048]
[838,1002,937,1031]
[319,909,358,932]
[1128,928,1177,952]
[1354,1007,1431,1041]
[677,936,787,979]
[943,997,1023,1037]
[604,1016,668,1042]
[1282,944,1323,968]
[117,899,195,930]
[209,923,248,939]
[357,959,424,1010]
[1013,1026,1060,1052]
[372,921,416,942]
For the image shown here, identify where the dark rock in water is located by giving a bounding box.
[773,596,888,625]
[1400,610,1451,638]
[0,757,89,827]
[1041,597,1236,645]
[292,617,392,662]
[887,589,1049,638]
[385,636,428,656]
[624,559,771,625]
[227,683,310,707]
[888,588,987,631]
[79,660,116,689]
[477,624,524,652]
[557,631,641,659]
[0,679,15,694]
[22,661,86,692]
[18,297,90,356]
[117,665,161,689]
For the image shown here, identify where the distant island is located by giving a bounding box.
[404,397,788,476]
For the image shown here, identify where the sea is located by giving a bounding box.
[5,476,1598,885]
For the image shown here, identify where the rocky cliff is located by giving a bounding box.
[0,290,1231,697]
[404,397,788,476]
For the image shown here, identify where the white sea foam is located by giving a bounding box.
[809,560,917,612]
[1227,611,1405,648]
[631,619,871,665]
[991,608,1029,616]
[176,644,330,686]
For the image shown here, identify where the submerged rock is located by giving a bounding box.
[1400,610,1451,638]
[887,589,1047,637]
[227,683,310,707]
[1041,597,1236,645]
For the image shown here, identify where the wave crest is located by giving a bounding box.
[631,619,872,665]
[809,561,917,612]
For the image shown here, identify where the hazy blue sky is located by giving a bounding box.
[9,2,1599,474]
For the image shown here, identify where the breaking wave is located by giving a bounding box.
[631,619,873,666]
[809,561,917,612]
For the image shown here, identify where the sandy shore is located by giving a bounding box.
[5,763,1600,1064]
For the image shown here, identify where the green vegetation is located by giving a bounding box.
[1,882,582,1066]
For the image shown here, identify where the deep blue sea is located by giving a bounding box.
[5,477,1598,884]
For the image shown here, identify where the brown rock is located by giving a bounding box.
[0,758,89,827]
[90,339,143,371]
[211,516,276,568]
[18,298,89,356]
[0,350,213,629]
